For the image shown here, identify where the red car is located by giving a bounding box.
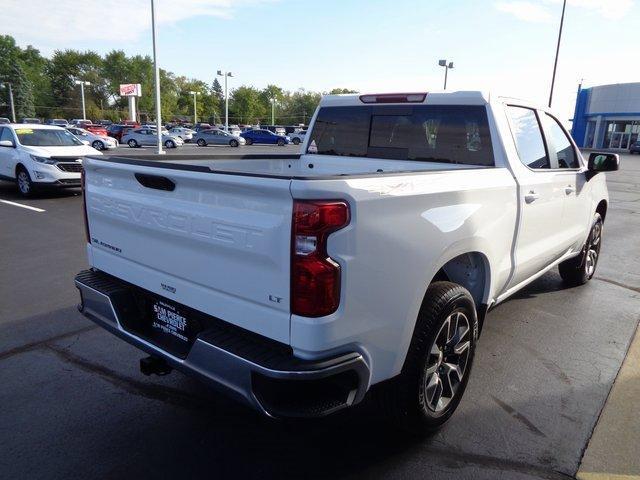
[106,124,139,143]
[84,124,109,136]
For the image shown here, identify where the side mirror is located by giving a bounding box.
[588,152,619,173]
[0,139,15,148]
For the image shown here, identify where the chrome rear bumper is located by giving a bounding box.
[75,269,370,417]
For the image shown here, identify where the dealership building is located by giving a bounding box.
[571,82,640,150]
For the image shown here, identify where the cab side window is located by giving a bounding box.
[506,106,550,169]
[545,114,579,169]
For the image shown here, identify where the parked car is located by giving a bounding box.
[83,124,109,136]
[289,130,306,145]
[96,119,113,126]
[0,124,101,196]
[629,141,640,154]
[70,119,93,126]
[121,127,183,149]
[194,129,245,147]
[75,91,618,432]
[46,118,69,127]
[0,117,10,124]
[107,124,140,143]
[67,126,117,151]
[168,127,195,142]
[241,128,291,146]
[21,118,41,124]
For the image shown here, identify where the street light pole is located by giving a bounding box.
[1,82,16,122]
[438,59,454,90]
[150,0,164,154]
[189,91,200,124]
[74,80,91,120]
[548,0,567,108]
[217,70,233,131]
[270,98,275,125]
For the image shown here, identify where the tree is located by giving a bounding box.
[328,88,359,94]
[230,86,266,124]
[0,35,35,119]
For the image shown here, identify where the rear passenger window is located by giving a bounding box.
[545,114,579,168]
[506,106,550,169]
[309,105,494,166]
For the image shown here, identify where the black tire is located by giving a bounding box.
[229,139,239,147]
[127,139,138,148]
[196,138,207,147]
[558,213,603,286]
[165,140,175,149]
[16,166,34,198]
[92,140,104,150]
[292,137,301,145]
[376,281,477,434]
[277,138,285,146]
[245,138,253,145]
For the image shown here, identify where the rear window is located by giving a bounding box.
[308,105,494,166]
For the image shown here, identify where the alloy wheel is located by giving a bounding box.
[17,171,30,194]
[585,220,602,278]
[422,311,471,413]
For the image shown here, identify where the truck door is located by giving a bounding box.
[540,113,592,251]
[505,105,569,286]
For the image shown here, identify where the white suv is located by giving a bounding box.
[0,124,101,197]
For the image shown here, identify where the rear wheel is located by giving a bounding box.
[245,138,253,145]
[229,139,239,147]
[376,281,477,433]
[92,140,104,150]
[277,138,285,146]
[127,139,138,148]
[197,138,207,147]
[292,137,301,145]
[558,213,603,286]
[165,140,175,149]
[16,166,34,198]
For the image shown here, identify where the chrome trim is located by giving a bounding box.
[75,278,370,417]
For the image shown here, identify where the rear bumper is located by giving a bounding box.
[74,269,370,417]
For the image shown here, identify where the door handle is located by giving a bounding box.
[524,191,540,203]
[565,185,575,195]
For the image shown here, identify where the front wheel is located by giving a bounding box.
[558,213,603,286]
[165,140,175,149]
[196,138,207,147]
[277,138,285,146]
[127,139,138,148]
[92,140,104,150]
[376,281,477,433]
[245,138,253,145]
[16,167,34,198]
[292,138,301,145]
[229,139,239,147]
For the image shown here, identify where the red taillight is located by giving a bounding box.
[81,169,90,243]
[359,93,427,104]
[291,200,350,317]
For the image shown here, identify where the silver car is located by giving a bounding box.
[168,127,195,142]
[67,126,117,151]
[121,127,184,149]
[194,129,245,147]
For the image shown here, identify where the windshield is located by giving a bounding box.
[15,128,84,147]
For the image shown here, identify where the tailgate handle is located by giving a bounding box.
[135,173,175,191]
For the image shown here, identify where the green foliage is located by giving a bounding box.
[1,35,361,125]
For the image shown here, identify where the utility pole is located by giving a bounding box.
[75,80,91,120]
[150,0,164,154]
[217,70,233,131]
[1,82,16,122]
[189,91,200,124]
[549,0,567,108]
[270,98,276,125]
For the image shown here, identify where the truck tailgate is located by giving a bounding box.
[83,157,293,344]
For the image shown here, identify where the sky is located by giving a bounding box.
[3,0,640,123]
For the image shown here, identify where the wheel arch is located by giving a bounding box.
[596,199,607,222]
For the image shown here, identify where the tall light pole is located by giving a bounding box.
[270,98,276,125]
[548,0,567,108]
[74,80,91,120]
[189,90,201,124]
[217,70,233,131]
[1,82,16,122]
[438,60,454,90]
[150,0,164,154]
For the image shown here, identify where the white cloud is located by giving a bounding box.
[495,1,555,22]
[496,0,635,23]
[2,0,276,48]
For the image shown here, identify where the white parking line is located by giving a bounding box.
[0,199,46,213]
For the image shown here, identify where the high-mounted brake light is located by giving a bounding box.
[359,93,427,104]
[291,200,350,317]
[81,169,90,243]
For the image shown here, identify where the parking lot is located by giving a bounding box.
[0,148,638,479]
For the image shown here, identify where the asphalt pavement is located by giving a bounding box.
[0,149,638,479]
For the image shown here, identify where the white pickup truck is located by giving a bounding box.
[75,91,618,432]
